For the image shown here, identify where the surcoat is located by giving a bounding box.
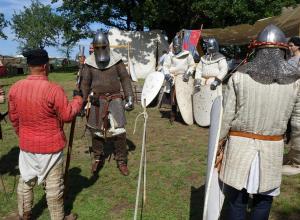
[81,51,133,131]
[195,53,228,85]
[219,71,300,192]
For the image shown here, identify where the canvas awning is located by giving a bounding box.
[201,5,300,45]
[108,28,169,78]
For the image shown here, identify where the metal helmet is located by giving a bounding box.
[172,35,183,55]
[92,32,110,63]
[253,24,288,49]
[204,38,219,54]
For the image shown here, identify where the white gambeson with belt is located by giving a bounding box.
[219,71,300,193]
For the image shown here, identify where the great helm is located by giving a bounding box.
[92,32,110,63]
[172,35,183,55]
[251,24,288,50]
[204,37,219,54]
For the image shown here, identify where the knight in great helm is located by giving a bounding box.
[80,31,134,176]
[194,37,228,91]
[218,24,300,220]
[193,38,228,127]
[162,34,195,123]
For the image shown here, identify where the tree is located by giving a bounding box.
[58,36,76,62]
[11,0,63,50]
[191,0,300,28]
[52,0,146,42]
[53,0,300,42]
[0,13,8,39]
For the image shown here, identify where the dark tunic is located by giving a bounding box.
[80,60,133,130]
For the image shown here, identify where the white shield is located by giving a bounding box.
[141,71,165,107]
[175,75,194,125]
[193,85,221,127]
[203,96,225,220]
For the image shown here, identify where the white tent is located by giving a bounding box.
[108,28,169,78]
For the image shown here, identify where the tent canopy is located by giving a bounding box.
[108,28,169,78]
[201,5,300,45]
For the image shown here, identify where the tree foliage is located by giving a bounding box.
[191,0,300,28]
[0,13,8,39]
[52,0,146,42]
[11,0,63,50]
[53,0,300,42]
[58,34,76,61]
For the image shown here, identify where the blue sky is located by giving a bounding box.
[0,0,98,58]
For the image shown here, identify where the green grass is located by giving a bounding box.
[1,72,300,220]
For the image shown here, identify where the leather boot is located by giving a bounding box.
[117,161,129,176]
[91,157,105,176]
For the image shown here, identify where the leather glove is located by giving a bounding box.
[73,89,83,97]
[194,79,201,92]
[210,78,221,90]
[165,74,173,84]
[125,96,134,111]
[182,71,191,82]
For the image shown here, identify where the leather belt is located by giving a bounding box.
[229,131,283,141]
[95,93,123,139]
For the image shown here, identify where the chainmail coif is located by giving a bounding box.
[240,48,300,84]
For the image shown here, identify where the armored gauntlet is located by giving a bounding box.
[210,78,221,90]
[125,96,134,111]
[182,71,192,82]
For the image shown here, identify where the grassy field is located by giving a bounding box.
[0,72,300,220]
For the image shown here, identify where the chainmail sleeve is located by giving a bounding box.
[290,80,300,160]
[219,73,238,139]
[80,64,92,102]
[117,61,133,98]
